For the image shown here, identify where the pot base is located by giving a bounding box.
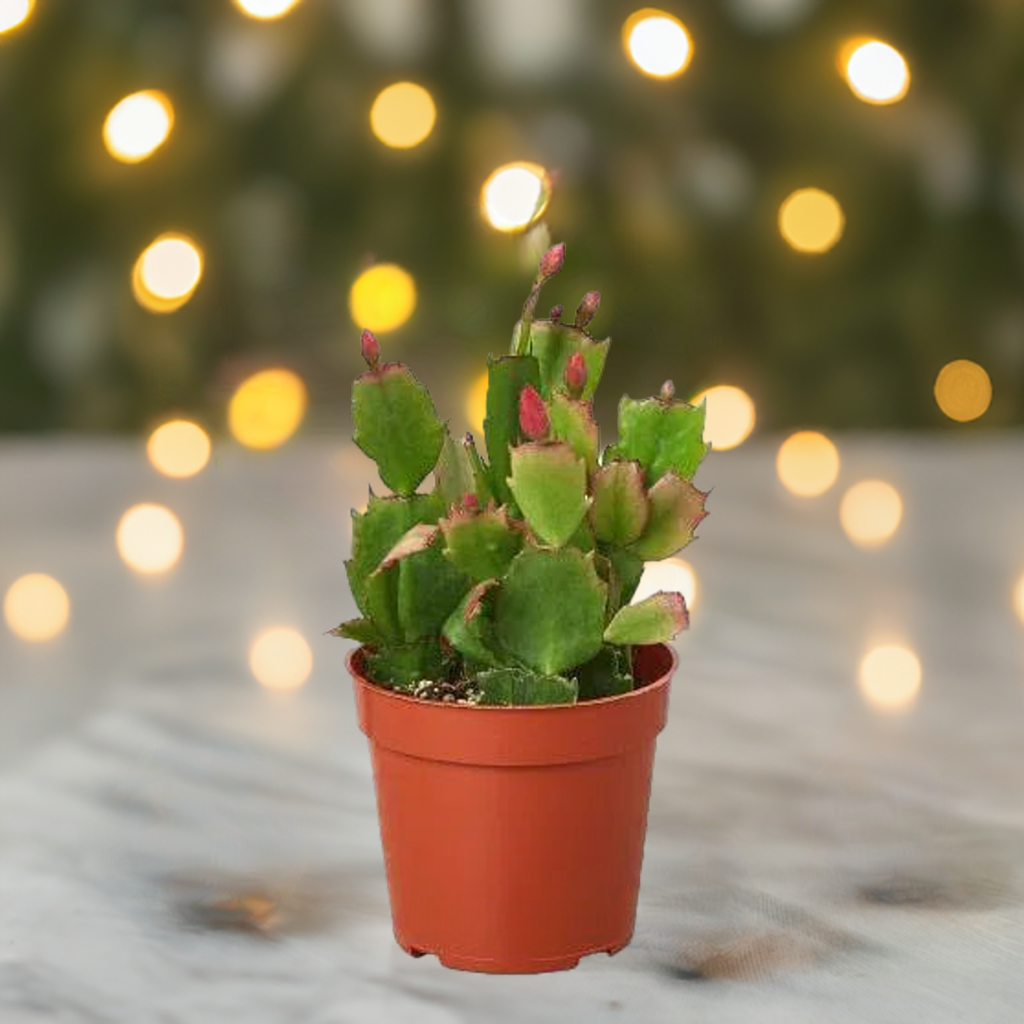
[398,936,632,974]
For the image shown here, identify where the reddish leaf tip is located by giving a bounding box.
[564,351,588,396]
[574,291,601,329]
[539,242,565,280]
[518,384,550,441]
[360,329,380,368]
[549,304,563,322]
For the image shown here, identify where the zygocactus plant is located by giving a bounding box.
[333,243,710,705]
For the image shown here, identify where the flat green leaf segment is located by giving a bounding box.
[394,541,470,642]
[443,582,500,666]
[513,320,609,400]
[440,509,522,583]
[632,473,708,559]
[433,430,476,509]
[508,443,589,548]
[574,645,634,701]
[591,461,648,545]
[347,492,466,644]
[606,396,710,485]
[476,666,578,706]
[347,493,443,620]
[549,393,598,474]
[495,548,607,675]
[604,592,688,644]
[366,640,447,688]
[353,364,445,495]
[328,618,382,645]
[605,546,646,610]
[484,355,541,507]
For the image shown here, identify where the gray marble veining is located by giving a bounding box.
[1,434,1023,1022]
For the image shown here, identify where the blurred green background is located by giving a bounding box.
[1,0,1022,439]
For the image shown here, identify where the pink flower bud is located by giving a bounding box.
[549,304,563,322]
[659,379,675,403]
[574,291,601,329]
[462,492,479,513]
[538,243,565,280]
[564,351,587,395]
[518,384,549,441]
[360,329,380,368]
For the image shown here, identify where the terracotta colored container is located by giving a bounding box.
[349,643,675,974]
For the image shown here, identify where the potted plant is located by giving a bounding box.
[333,243,709,974]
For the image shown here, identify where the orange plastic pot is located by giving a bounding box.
[349,643,675,974]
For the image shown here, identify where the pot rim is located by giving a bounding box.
[346,642,676,714]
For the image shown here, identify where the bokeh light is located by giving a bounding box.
[466,370,489,437]
[369,82,436,149]
[4,574,69,642]
[843,40,910,105]
[623,9,692,79]
[116,503,184,574]
[233,0,302,19]
[103,91,174,164]
[0,0,32,34]
[132,234,203,314]
[859,643,921,711]
[779,188,845,254]
[349,263,417,332]
[934,359,992,422]
[776,431,840,497]
[1014,573,1024,626]
[632,557,699,612]
[692,385,755,451]
[480,162,551,233]
[228,368,307,450]
[147,420,211,479]
[249,627,313,690]
[840,480,903,547]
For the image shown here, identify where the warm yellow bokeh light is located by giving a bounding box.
[0,0,32,34]
[480,162,551,233]
[132,234,203,313]
[250,627,313,690]
[692,385,755,451]
[934,359,992,423]
[228,368,308,451]
[779,188,844,254]
[632,557,699,612]
[116,503,184,574]
[147,420,211,479]
[859,644,921,711]
[777,431,840,497]
[349,263,417,333]
[1013,573,1024,626]
[233,0,301,19]
[466,370,489,437]
[623,9,692,79]
[4,574,69,642]
[840,480,903,548]
[103,91,174,164]
[369,82,436,149]
[843,40,910,105]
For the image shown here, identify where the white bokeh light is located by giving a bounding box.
[481,163,550,233]
[844,40,910,105]
[624,10,692,79]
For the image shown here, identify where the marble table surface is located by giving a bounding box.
[1,434,1023,1023]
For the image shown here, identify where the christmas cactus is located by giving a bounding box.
[333,243,709,706]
